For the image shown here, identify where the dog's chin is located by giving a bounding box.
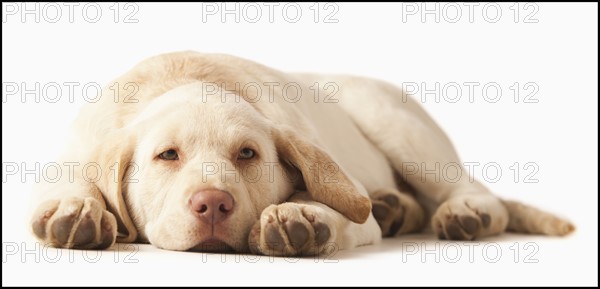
[188,238,235,253]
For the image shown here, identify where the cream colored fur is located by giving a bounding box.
[30,51,574,256]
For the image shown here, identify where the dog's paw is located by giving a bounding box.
[31,197,117,249]
[371,190,405,236]
[248,203,335,256]
[432,195,508,240]
[371,189,425,237]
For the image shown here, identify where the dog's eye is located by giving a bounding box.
[158,149,179,160]
[238,148,255,160]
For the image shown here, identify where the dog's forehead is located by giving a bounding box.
[131,82,263,128]
[128,82,272,151]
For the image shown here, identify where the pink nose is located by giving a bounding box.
[189,189,234,224]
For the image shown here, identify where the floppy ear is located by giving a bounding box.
[94,129,138,243]
[273,126,372,224]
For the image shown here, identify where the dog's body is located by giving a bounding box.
[31,51,574,255]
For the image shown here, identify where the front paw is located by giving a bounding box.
[31,197,117,249]
[248,203,334,256]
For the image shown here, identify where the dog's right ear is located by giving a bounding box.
[272,125,372,224]
[94,129,138,243]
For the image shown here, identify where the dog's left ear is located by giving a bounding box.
[94,129,138,243]
[273,125,372,224]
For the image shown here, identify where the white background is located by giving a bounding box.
[2,2,598,286]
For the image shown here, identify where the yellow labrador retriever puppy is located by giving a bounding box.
[30,51,574,256]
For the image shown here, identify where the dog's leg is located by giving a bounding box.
[335,78,510,240]
[30,161,118,249]
[370,188,426,237]
[249,192,381,256]
[354,107,509,240]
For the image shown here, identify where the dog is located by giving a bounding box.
[30,51,575,256]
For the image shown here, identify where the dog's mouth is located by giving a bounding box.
[189,238,234,253]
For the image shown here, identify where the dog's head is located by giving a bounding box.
[94,82,370,252]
